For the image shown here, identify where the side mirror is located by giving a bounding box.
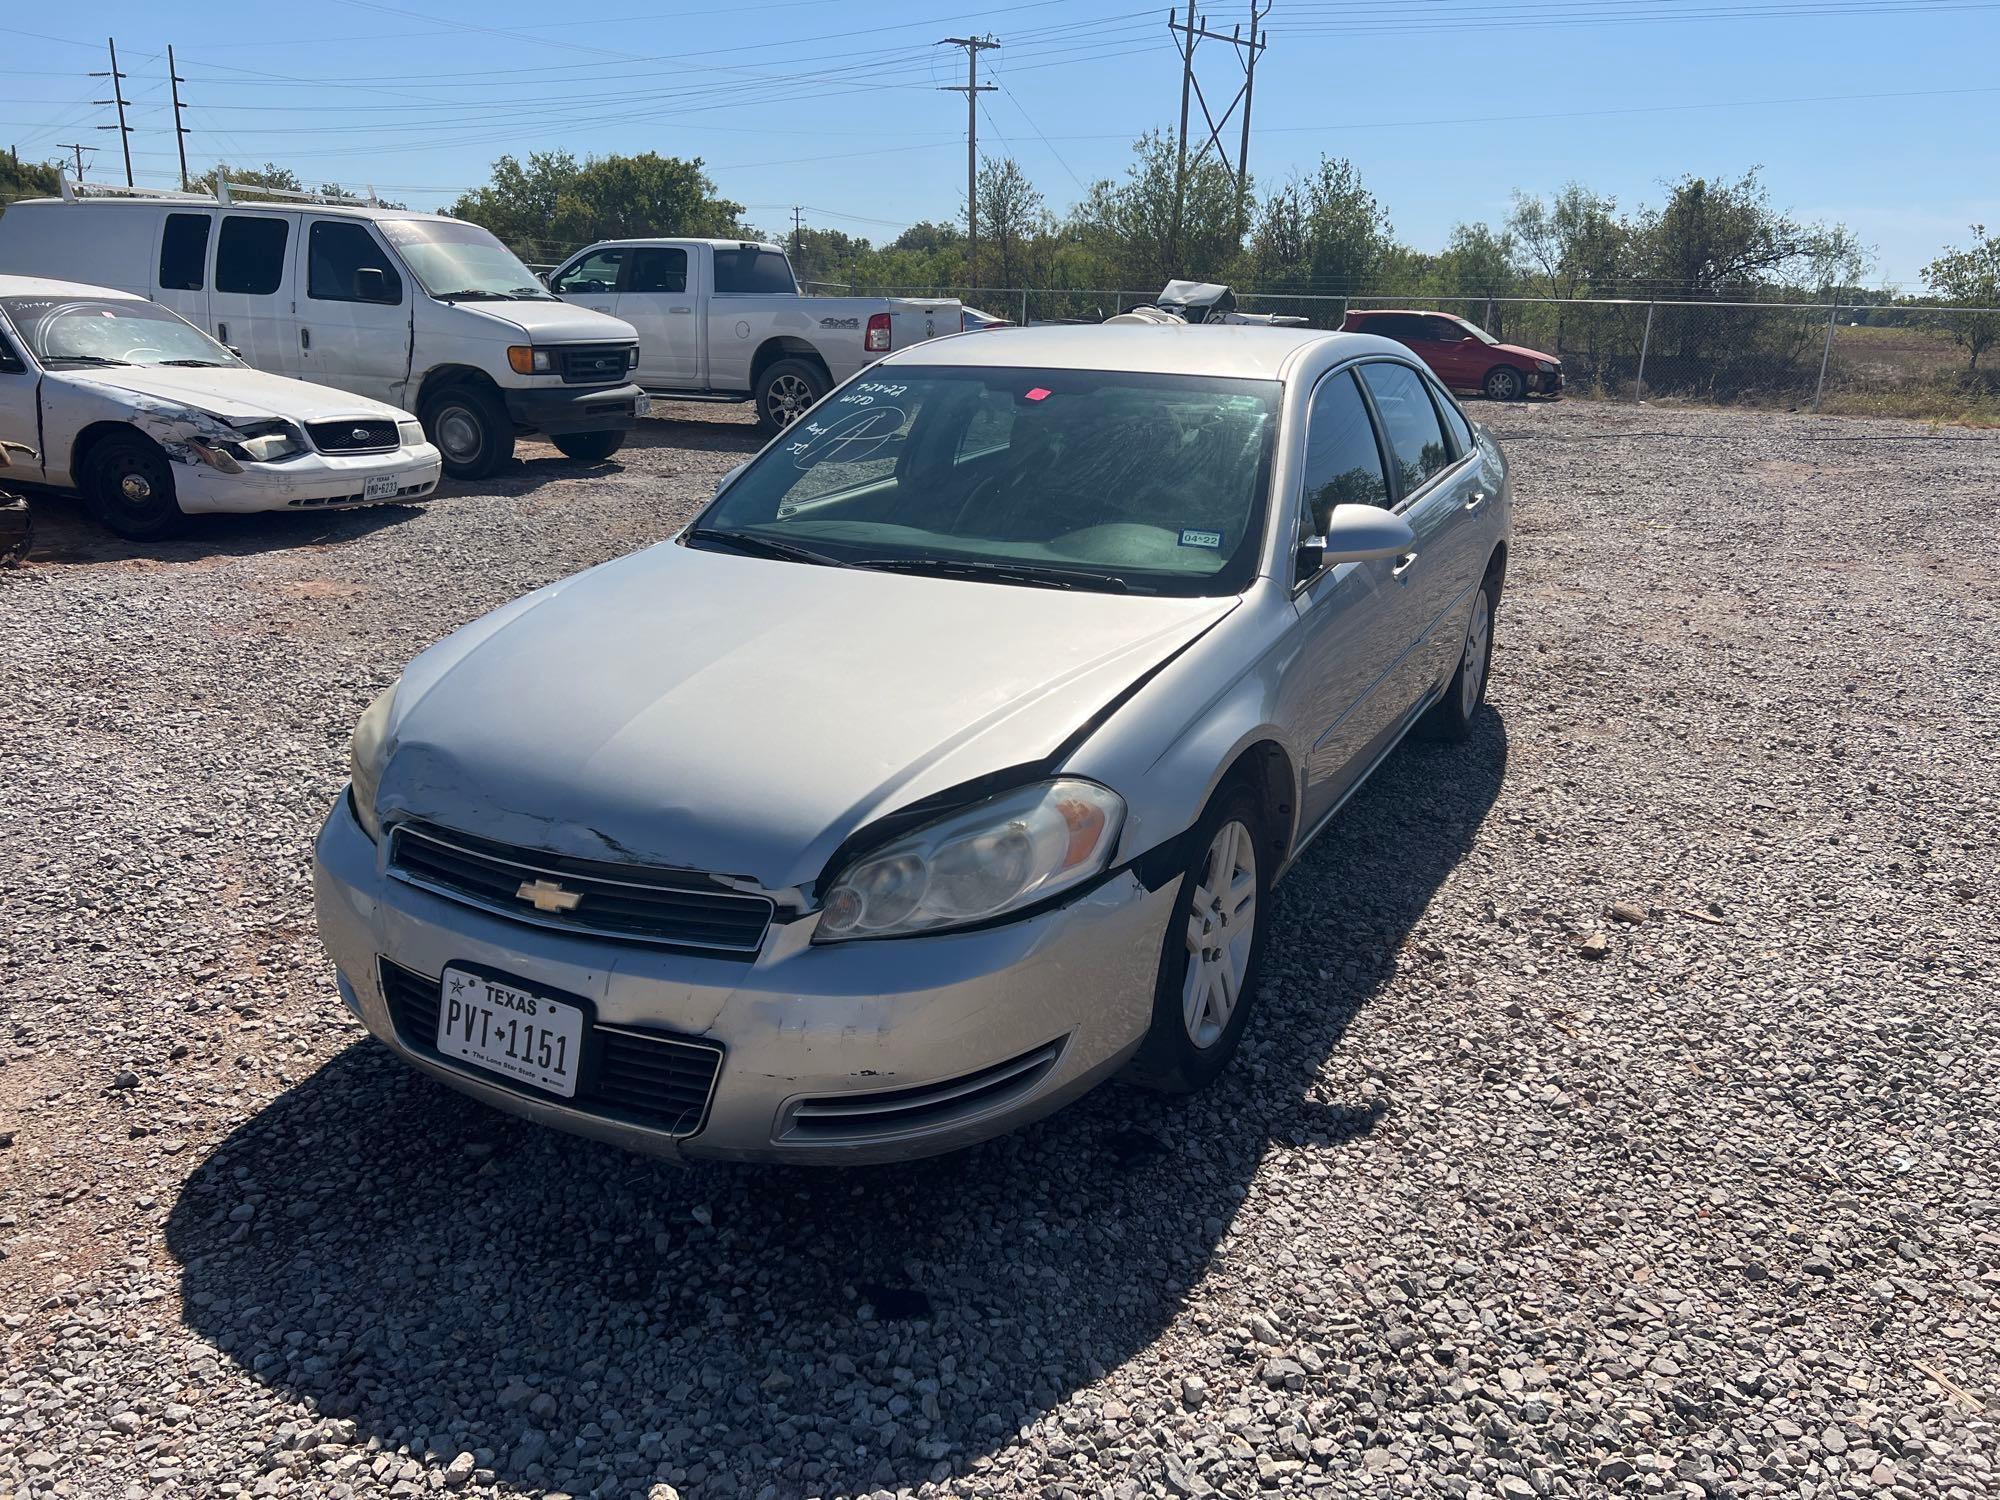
[714,461,748,497]
[1297,503,1415,580]
[225,345,244,360]
[355,266,389,302]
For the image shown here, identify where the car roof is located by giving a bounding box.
[1349,308,1464,318]
[882,323,1406,381]
[0,272,146,301]
[9,196,454,225]
[580,238,785,254]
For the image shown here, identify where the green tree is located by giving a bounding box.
[1245,156,1394,296]
[0,155,59,203]
[192,161,303,196]
[1920,225,2000,369]
[1070,131,1245,293]
[1507,184,1625,299]
[447,151,744,264]
[1628,169,1864,299]
[975,156,1049,290]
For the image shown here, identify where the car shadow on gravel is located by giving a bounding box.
[17,489,427,567]
[164,713,1506,1497]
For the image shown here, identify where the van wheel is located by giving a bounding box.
[1482,366,1526,402]
[83,433,186,540]
[551,430,626,463]
[1422,576,1496,741]
[421,385,513,480]
[754,358,829,434]
[1122,784,1270,1095]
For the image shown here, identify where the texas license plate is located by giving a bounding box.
[364,474,400,501]
[634,393,652,417]
[436,967,584,1098]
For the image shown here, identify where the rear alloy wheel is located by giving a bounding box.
[1123,785,1270,1094]
[1422,576,1496,741]
[754,357,830,435]
[83,432,186,540]
[421,384,514,480]
[1483,365,1527,402]
[551,430,626,463]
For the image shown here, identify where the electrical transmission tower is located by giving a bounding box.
[1169,2,1270,257]
[939,34,999,290]
[89,36,134,187]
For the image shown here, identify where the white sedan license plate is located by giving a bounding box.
[436,968,584,1098]
[364,474,400,501]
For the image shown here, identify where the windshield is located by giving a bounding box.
[695,367,1279,596]
[0,296,239,368]
[377,218,554,300]
[1451,316,1499,345]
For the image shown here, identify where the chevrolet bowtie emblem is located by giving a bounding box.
[516,878,581,913]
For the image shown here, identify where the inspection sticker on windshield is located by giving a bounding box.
[1179,527,1224,550]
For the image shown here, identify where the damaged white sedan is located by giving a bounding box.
[0,274,440,539]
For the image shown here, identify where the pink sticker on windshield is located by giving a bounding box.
[1024,387,1052,401]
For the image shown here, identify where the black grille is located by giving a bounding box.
[307,419,399,453]
[379,960,722,1136]
[388,821,774,956]
[780,1039,1065,1143]
[558,345,633,384]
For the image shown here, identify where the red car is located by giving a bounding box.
[1341,310,1561,400]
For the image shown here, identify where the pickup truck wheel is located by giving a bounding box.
[421,385,513,480]
[83,433,186,541]
[754,358,829,434]
[551,430,626,463]
[1482,365,1526,402]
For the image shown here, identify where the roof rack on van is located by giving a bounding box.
[54,169,382,209]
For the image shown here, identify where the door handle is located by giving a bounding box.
[1464,490,1486,511]
[216,321,229,344]
[668,306,692,315]
[300,327,311,351]
[1391,551,1419,578]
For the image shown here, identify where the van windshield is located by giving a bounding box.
[376,219,555,301]
[0,296,239,368]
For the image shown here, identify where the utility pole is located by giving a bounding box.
[1167,3,1269,260]
[90,36,134,187]
[168,45,192,190]
[791,205,804,269]
[56,143,93,180]
[939,35,998,291]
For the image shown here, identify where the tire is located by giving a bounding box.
[753,357,830,435]
[551,430,626,463]
[1123,784,1271,1094]
[1482,365,1526,402]
[420,384,514,480]
[82,432,185,541]
[1422,573,1496,742]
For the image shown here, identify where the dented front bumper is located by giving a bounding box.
[311,793,1172,1163]
[174,443,443,515]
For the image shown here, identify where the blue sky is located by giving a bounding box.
[5,1,1996,288]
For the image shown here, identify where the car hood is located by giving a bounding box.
[449,298,636,344]
[378,544,1237,890]
[1492,343,1557,365]
[69,363,410,422]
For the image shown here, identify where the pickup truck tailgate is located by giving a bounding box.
[886,299,959,349]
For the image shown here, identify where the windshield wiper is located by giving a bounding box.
[506,286,557,300]
[431,288,510,301]
[685,527,850,568]
[43,354,130,367]
[854,557,1130,593]
[156,358,230,367]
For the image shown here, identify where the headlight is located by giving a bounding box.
[348,678,400,842]
[814,779,1125,942]
[507,345,553,375]
[1535,360,1555,373]
[396,419,425,447]
[211,419,306,466]
[627,345,640,369]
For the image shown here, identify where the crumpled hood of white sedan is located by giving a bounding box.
[70,364,409,423]
[377,540,1237,891]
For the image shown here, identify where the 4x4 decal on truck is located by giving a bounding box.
[819,316,859,329]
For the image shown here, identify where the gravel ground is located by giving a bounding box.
[1,400,1996,1500]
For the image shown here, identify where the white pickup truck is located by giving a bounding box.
[548,239,960,433]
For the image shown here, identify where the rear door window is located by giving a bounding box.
[553,249,626,294]
[215,216,290,296]
[627,248,687,293]
[159,213,211,291]
[1359,361,1453,497]
[307,220,403,303]
[712,249,795,294]
[1429,377,1475,456]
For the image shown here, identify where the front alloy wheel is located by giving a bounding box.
[1183,820,1258,1048]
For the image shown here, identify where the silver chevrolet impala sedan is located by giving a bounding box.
[313,324,1509,1163]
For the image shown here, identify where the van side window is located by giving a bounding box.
[627,248,687,294]
[159,214,210,291]
[215,216,289,296]
[553,250,624,294]
[308,220,402,304]
[1300,369,1391,531]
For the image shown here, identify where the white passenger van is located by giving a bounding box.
[0,179,646,479]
